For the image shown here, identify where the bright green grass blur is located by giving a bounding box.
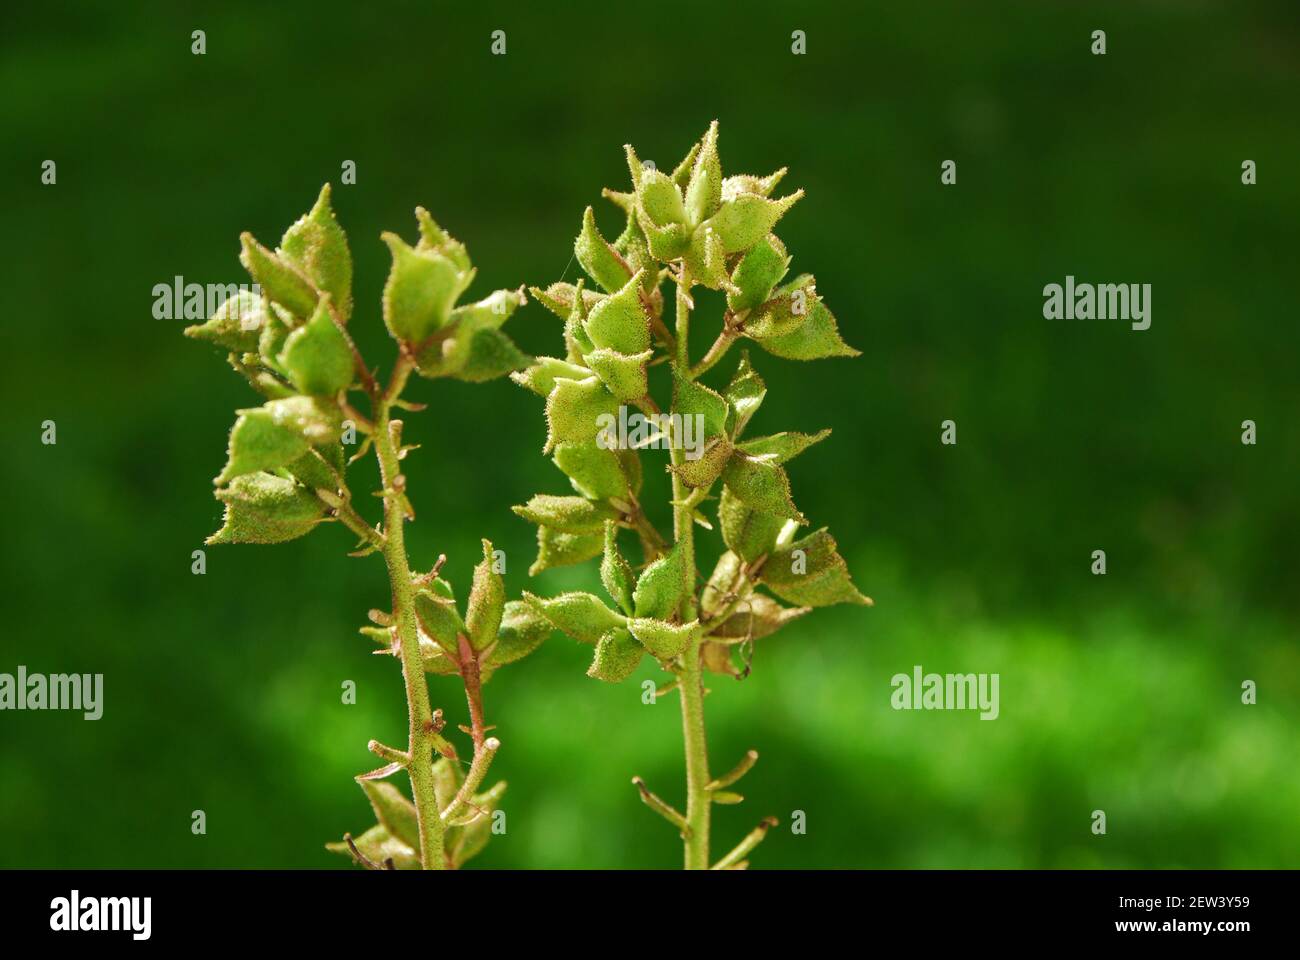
[1,1,1297,868]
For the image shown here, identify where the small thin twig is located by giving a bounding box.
[707,750,759,791]
[711,817,778,870]
[632,776,690,835]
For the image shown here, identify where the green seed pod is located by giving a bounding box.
[684,121,722,226]
[575,206,632,293]
[524,591,625,644]
[583,271,651,356]
[257,302,294,372]
[637,169,687,227]
[719,452,804,522]
[585,347,652,403]
[727,235,791,313]
[381,232,472,345]
[184,290,267,352]
[486,600,551,670]
[722,168,787,202]
[513,494,616,534]
[280,184,354,321]
[587,627,644,683]
[632,544,689,620]
[466,539,505,651]
[719,485,784,563]
[216,396,341,484]
[208,471,326,545]
[723,350,767,438]
[684,225,728,289]
[239,232,319,320]
[414,581,465,654]
[529,525,604,575]
[760,528,871,607]
[704,191,802,255]
[627,617,699,660]
[510,356,592,397]
[743,275,817,341]
[552,439,634,500]
[599,521,636,615]
[543,375,619,452]
[753,298,859,361]
[278,296,354,396]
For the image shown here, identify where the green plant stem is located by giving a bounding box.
[670,270,712,870]
[372,354,446,870]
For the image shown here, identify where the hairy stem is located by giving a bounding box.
[373,355,446,870]
[670,270,711,870]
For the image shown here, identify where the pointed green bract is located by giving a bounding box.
[719,485,785,563]
[727,235,790,313]
[360,781,420,850]
[720,452,803,522]
[511,356,592,397]
[627,617,699,659]
[529,525,604,575]
[576,206,632,293]
[415,584,465,654]
[761,528,871,607]
[525,591,625,644]
[552,439,637,500]
[240,233,319,320]
[544,375,620,451]
[754,298,859,361]
[381,232,472,344]
[587,627,644,682]
[583,271,651,355]
[216,396,341,484]
[586,347,652,402]
[487,601,551,669]
[632,544,689,620]
[600,521,636,615]
[281,184,354,321]
[513,494,616,534]
[738,429,830,464]
[705,191,802,255]
[466,539,505,651]
[685,121,722,226]
[278,296,354,396]
[209,471,326,545]
[723,351,767,438]
[184,291,267,352]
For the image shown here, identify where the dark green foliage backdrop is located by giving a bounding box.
[1,1,1297,868]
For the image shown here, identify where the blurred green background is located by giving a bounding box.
[2,1,1297,869]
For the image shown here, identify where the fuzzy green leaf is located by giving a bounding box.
[451,327,530,383]
[529,281,605,319]
[552,440,637,500]
[360,781,420,850]
[673,371,729,440]
[738,429,830,465]
[511,356,592,397]
[637,168,687,227]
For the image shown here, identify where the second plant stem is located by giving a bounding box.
[670,272,712,870]
[373,356,447,870]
